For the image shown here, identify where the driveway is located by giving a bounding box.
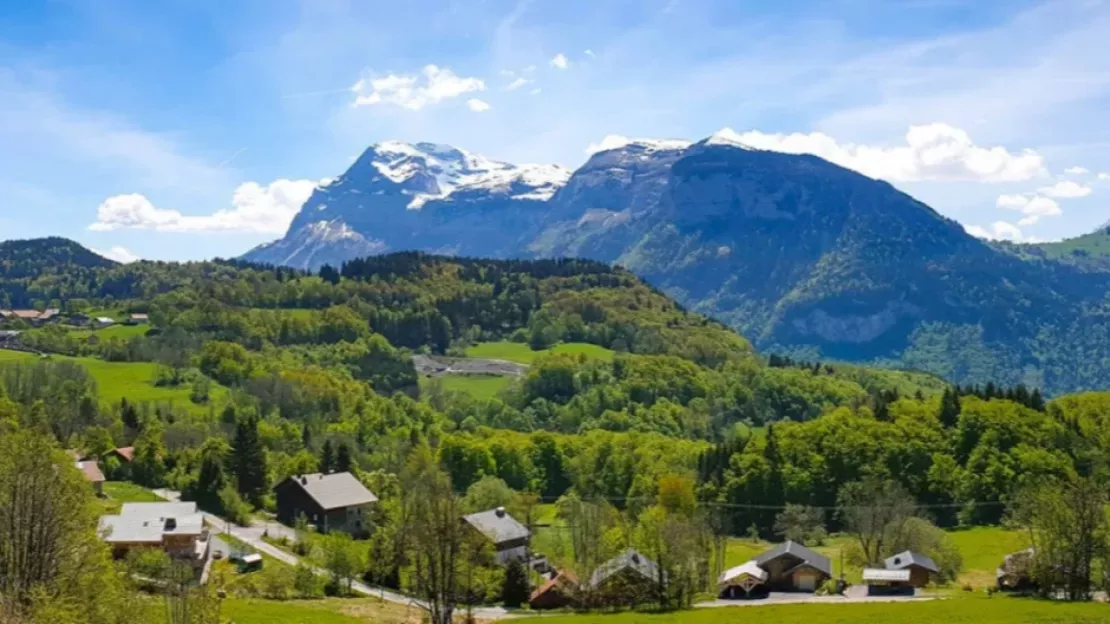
[154,489,515,620]
[697,589,939,608]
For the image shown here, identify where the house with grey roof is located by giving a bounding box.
[885,550,939,587]
[753,540,832,592]
[274,472,378,536]
[99,501,206,560]
[462,506,531,564]
[587,549,665,607]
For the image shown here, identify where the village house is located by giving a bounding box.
[94,316,117,329]
[99,502,206,561]
[588,549,664,606]
[529,569,579,610]
[274,472,377,536]
[0,330,20,345]
[752,540,832,592]
[77,460,106,496]
[884,550,939,587]
[66,313,91,326]
[36,308,60,324]
[718,560,770,599]
[127,313,150,325]
[462,507,531,565]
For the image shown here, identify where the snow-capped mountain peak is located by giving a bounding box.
[355,141,570,209]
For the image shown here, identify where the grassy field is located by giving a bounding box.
[515,594,1110,623]
[69,323,151,340]
[419,373,513,401]
[465,341,615,364]
[948,526,1029,587]
[222,597,421,624]
[99,480,165,514]
[0,349,226,411]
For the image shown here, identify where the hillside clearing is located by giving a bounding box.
[0,349,226,411]
[465,341,615,364]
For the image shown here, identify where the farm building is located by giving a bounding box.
[274,472,377,536]
[885,550,939,587]
[718,560,770,599]
[753,540,832,592]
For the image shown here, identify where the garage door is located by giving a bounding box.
[797,574,816,591]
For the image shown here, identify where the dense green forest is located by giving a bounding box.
[7,238,1110,620]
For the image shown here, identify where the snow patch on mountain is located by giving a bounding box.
[359,141,571,209]
[586,136,693,155]
[703,128,755,149]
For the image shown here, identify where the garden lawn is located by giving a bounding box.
[419,374,513,401]
[222,597,417,624]
[515,594,1110,624]
[947,526,1028,588]
[465,341,615,364]
[0,349,227,412]
[99,480,165,514]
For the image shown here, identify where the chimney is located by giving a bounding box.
[164,518,177,531]
[300,476,308,485]
[495,506,506,518]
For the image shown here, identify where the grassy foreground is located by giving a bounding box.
[465,341,615,364]
[516,595,1110,624]
[222,597,420,624]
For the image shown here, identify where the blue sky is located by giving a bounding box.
[2,0,1109,262]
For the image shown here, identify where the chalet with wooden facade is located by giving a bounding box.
[274,472,377,536]
[753,540,832,592]
[884,550,939,587]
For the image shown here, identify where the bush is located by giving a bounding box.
[294,564,322,598]
[218,484,252,525]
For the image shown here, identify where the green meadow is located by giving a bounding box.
[464,341,615,364]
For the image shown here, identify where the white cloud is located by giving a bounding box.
[1037,180,1092,198]
[89,179,321,234]
[91,246,140,264]
[506,77,533,91]
[964,221,1034,242]
[529,88,542,96]
[995,193,1062,225]
[1100,173,1110,180]
[584,49,596,57]
[728,123,1046,182]
[467,98,491,112]
[350,65,484,110]
[1064,166,1090,175]
[550,53,569,70]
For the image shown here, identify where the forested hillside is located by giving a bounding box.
[6,237,1110,621]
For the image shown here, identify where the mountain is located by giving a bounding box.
[243,142,569,269]
[243,134,1110,394]
[997,223,1110,272]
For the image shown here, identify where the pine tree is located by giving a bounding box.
[233,413,268,505]
[336,442,353,473]
[501,559,530,608]
[301,424,312,450]
[938,387,961,429]
[320,439,336,474]
[1030,388,1046,412]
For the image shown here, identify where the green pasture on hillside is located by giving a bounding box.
[465,341,615,364]
[419,373,514,401]
[0,349,227,411]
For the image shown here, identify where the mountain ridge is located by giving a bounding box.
[242,136,1110,394]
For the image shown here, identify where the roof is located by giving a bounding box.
[101,501,203,543]
[885,550,939,574]
[130,313,149,319]
[110,446,135,461]
[37,309,59,320]
[76,460,105,483]
[755,540,832,577]
[719,560,769,586]
[95,317,116,323]
[589,549,664,588]
[530,570,579,602]
[463,507,530,545]
[0,330,21,338]
[10,310,41,319]
[284,472,378,510]
[863,568,912,582]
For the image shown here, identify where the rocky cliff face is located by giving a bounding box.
[241,134,1110,393]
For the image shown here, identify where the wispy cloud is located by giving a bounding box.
[550,53,569,70]
[467,98,491,112]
